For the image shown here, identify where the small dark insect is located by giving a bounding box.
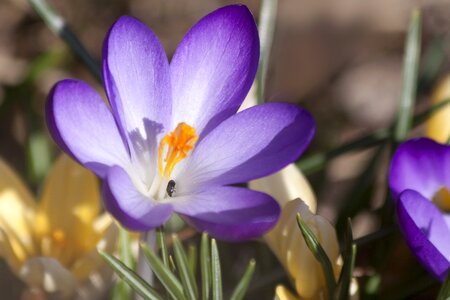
[166,180,176,197]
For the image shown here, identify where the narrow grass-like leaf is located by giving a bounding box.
[256,0,278,103]
[211,238,223,300]
[337,220,357,300]
[172,235,198,300]
[201,232,211,300]
[394,9,422,142]
[230,259,256,300]
[437,271,450,300]
[169,255,177,273]
[187,244,197,276]
[28,0,102,81]
[140,243,186,300]
[27,132,51,184]
[99,251,163,300]
[298,97,450,175]
[156,226,169,268]
[111,226,134,300]
[296,213,336,297]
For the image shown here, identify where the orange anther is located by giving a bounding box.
[158,123,198,177]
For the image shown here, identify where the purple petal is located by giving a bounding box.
[103,16,171,149]
[173,186,280,241]
[103,166,173,231]
[170,5,259,137]
[389,138,450,200]
[46,79,129,177]
[397,189,450,281]
[178,103,315,190]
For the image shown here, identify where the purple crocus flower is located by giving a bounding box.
[46,5,315,241]
[389,138,450,280]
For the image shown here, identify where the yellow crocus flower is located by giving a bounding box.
[426,74,450,143]
[250,163,358,300]
[0,155,116,300]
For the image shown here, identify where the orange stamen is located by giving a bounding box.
[158,122,198,177]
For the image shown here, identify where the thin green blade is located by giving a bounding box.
[99,250,163,300]
[296,213,336,297]
[172,235,199,300]
[140,243,186,300]
[394,9,422,142]
[211,239,223,300]
[201,232,211,300]
[229,259,256,300]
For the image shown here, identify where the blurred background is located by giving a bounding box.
[1,0,450,299]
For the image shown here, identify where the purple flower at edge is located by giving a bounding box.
[389,138,450,280]
[45,5,315,241]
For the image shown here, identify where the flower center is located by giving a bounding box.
[432,187,450,212]
[158,122,198,178]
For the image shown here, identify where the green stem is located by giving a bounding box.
[28,0,102,81]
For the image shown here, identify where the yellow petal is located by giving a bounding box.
[253,163,317,256]
[268,199,341,300]
[36,155,101,264]
[426,75,450,143]
[250,164,317,212]
[71,216,117,280]
[0,228,23,274]
[274,285,300,300]
[0,157,36,262]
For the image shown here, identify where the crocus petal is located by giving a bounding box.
[173,186,280,241]
[389,138,450,200]
[397,189,450,281]
[250,164,317,212]
[0,157,36,263]
[35,155,101,264]
[426,75,450,143]
[103,166,173,231]
[46,80,129,177]
[274,285,300,300]
[179,103,315,191]
[266,199,341,299]
[170,5,259,137]
[103,16,171,158]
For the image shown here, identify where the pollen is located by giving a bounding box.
[158,122,198,178]
[51,229,66,244]
[433,186,450,212]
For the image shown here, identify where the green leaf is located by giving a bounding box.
[187,244,197,276]
[110,227,135,300]
[394,9,422,142]
[172,235,199,300]
[99,251,163,300]
[296,213,336,297]
[140,243,186,300]
[211,239,223,300]
[201,232,211,300]
[230,259,256,300]
[28,0,102,81]
[437,271,450,300]
[256,0,278,103]
[297,96,450,175]
[337,220,357,300]
[156,226,169,268]
[27,132,51,184]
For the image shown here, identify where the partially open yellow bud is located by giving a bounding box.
[426,75,450,143]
